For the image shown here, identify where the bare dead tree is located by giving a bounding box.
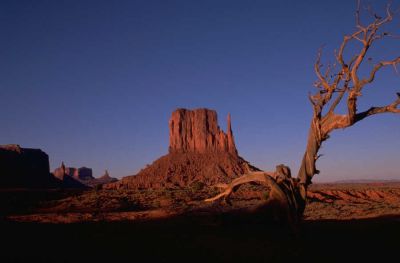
[205,1,400,223]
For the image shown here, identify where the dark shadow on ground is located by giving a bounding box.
[1,213,400,263]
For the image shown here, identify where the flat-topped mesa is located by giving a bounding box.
[0,144,58,188]
[169,108,238,155]
[53,164,94,181]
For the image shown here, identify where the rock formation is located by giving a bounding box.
[53,162,67,180]
[53,164,116,188]
[0,144,59,188]
[76,167,93,180]
[169,109,237,155]
[53,163,94,181]
[88,170,118,187]
[105,108,258,190]
[98,170,116,182]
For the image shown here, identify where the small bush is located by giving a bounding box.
[94,184,103,191]
[189,181,205,192]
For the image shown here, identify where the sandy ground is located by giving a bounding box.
[1,183,400,262]
[3,182,400,223]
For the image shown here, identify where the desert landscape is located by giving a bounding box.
[1,108,400,262]
[1,0,400,262]
[3,181,400,223]
[2,182,400,262]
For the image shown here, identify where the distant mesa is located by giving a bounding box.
[0,144,59,188]
[0,144,117,189]
[53,163,117,188]
[53,163,94,181]
[105,108,259,190]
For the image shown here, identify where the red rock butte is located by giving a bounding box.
[105,108,258,189]
[0,144,59,188]
[169,108,237,155]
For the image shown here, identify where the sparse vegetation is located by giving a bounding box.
[189,181,205,192]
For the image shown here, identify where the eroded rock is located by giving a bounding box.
[105,108,258,190]
[0,144,58,188]
[169,108,237,155]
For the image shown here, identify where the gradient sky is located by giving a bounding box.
[1,0,399,182]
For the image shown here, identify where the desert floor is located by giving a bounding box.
[1,183,400,262]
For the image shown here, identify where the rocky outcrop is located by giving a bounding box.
[97,170,118,183]
[105,108,258,190]
[76,167,93,180]
[107,152,256,189]
[169,108,237,155]
[53,164,116,188]
[84,170,118,188]
[0,144,59,188]
[53,163,94,181]
[52,162,90,188]
[53,162,68,180]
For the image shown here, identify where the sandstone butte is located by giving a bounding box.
[169,108,237,155]
[53,163,94,181]
[0,144,59,188]
[105,108,259,190]
[53,163,117,188]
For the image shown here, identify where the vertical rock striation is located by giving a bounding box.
[226,113,237,156]
[169,108,237,155]
[105,108,259,190]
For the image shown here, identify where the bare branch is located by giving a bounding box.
[314,48,330,90]
[306,0,399,189]
[336,35,351,68]
[355,93,400,122]
[356,0,363,28]
[204,171,276,203]
[350,43,370,88]
[362,57,400,85]
[205,1,400,222]
[376,0,394,26]
[325,85,349,116]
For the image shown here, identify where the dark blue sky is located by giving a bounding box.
[1,0,399,181]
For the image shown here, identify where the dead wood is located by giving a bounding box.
[206,1,400,223]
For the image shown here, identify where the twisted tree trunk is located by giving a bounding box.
[295,124,322,215]
[297,127,321,186]
[205,1,400,225]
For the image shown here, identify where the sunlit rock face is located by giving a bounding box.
[105,108,258,190]
[54,165,93,181]
[53,163,116,188]
[0,144,57,188]
[169,108,237,155]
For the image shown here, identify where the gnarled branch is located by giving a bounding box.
[205,1,400,223]
[355,93,400,123]
[205,165,306,224]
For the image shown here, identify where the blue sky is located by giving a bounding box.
[1,0,399,181]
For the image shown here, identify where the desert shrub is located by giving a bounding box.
[189,181,205,192]
[94,184,103,191]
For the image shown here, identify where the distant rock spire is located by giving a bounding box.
[227,113,238,155]
[61,162,66,174]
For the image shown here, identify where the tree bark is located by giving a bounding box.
[294,124,322,215]
[297,125,321,187]
[204,1,399,224]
